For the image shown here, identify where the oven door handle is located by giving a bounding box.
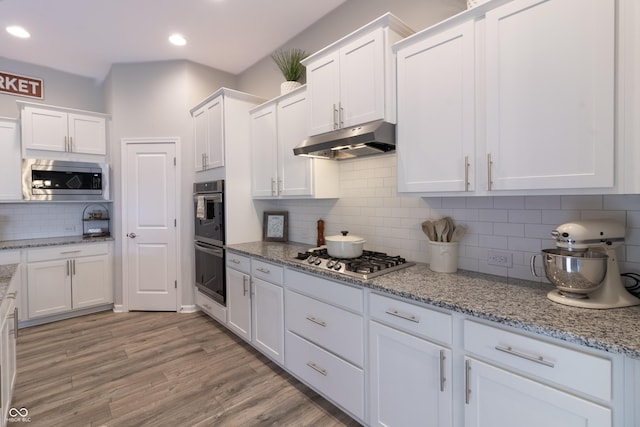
[194,242,224,257]
[193,193,223,203]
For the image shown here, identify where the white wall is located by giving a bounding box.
[0,57,105,117]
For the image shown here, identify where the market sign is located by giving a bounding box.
[0,71,43,99]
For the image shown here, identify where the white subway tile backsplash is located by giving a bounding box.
[525,195,561,209]
[508,209,541,224]
[478,209,508,222]
[560,195,603,210]
[494,196,525,209]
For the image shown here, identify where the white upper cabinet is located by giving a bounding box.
[303,13,414,136]
[396,0,618,196]
[192,94,224,171]
[396,20,475,193]
[191,88,264,173]
[484,0,615,192]
[19,102,108,159]
[0,118,22,201]
[250,86,339,199]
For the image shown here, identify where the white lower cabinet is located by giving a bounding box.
[223,254,285,364]
[285,269,364,421]
[26,243,112,319]
[1,267,18,426]
[226,262,252,341]
[368,292,453,427]
[464,358,611,427]
[251,259,284,364]
[463,320,614,427]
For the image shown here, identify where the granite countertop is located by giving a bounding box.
[0,235,114,251]
[0,264,18,303]
[227,241,640,359]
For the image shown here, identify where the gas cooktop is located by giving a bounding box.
[292,247,414,280]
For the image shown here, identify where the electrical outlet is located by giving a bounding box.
[488,250,512,268]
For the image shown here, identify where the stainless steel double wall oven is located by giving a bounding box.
[194,180,225,305]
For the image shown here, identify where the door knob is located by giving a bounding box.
[127,233,137,238]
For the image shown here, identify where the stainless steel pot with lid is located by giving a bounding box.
[325,231,366,258]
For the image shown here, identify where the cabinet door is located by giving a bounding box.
[206,96,225,169]
[27,259,72,318]
[465,358,611,427]
[306,51,341,136]
[369,321,452,427]
[485,0,615,191]
[250,104,278,197]
[0,118,22,201]
[340,27,385,128]
[72,254,112,309]
[226,267,251,341]
[397,20,475,193]
[193,105,208,171]
[67,113,106,155]
[251,277,284,364]
[21,106,67,152]
[277,90,313,197]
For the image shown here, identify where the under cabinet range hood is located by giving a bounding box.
[293,120,396,160]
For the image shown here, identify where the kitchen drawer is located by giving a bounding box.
[464,320,612,401]
[285,330,364,420]
[195,290,227,324]
[27,242,109,262]
[285,269,363,313]
[251,259,283,285]
[226,252,250,274]
[286,289,364,366]
[369,292,452,345]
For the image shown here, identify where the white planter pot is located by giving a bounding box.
[280,81,301,95]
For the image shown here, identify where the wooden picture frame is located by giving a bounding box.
[263,211,288,242]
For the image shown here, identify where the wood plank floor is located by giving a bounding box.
[12,311,362,427]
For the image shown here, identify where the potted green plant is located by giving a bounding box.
[271,48,308,94]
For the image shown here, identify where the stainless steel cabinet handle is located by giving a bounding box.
[203,303,211,310]
[339,102,344,128]
[229,258,241,264]
[64,136,69,152]
[495,345,555,368]
[439,350,446,392]
[69,136,73,152]
[487,153,493,191]
[61,250,81,254]
[72,259,76,276]
[66,260,70,276]
[385,309,419,323]
[333,104,339,129]
[242,275,248,297]
[271,178,276,196]
[13,307,18,339]
[127,233,137,238]
[256,267,270,274]
[305,315,326,327]
[306,361,327,376]
[465,359,471,404]
[6,292,16,300]
[464,155,470,192]
[278,178,283,194]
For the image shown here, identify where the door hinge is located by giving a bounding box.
[175,280,177,289]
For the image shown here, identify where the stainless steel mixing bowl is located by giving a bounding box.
[537,249,608,296]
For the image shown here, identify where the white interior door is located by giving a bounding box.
[123,140,178,311]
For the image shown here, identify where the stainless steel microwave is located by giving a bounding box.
[22,159,109,201]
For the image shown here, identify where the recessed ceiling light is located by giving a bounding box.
[6,26,30,39]
[168,34,186,46]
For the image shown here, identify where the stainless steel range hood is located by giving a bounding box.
[293,120,396,160]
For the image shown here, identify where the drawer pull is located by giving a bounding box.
[60,250,82,254]
[305,316,326,327]
[229,258,241,264]
[256,267,271,274]
[465,359,471,404]
[6,292,16,300]
[385,309,419,323]
[495,345,555,368]
[306,361,327,376]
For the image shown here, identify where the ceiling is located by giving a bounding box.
[0,0,348,81]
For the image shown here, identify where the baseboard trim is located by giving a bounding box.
[19,304,114,328]
[180,305,198,313]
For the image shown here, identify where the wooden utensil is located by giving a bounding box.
[450,224,467,242]
[445,217,455,242]
[434,219,447,242]
[421,220,436,241]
